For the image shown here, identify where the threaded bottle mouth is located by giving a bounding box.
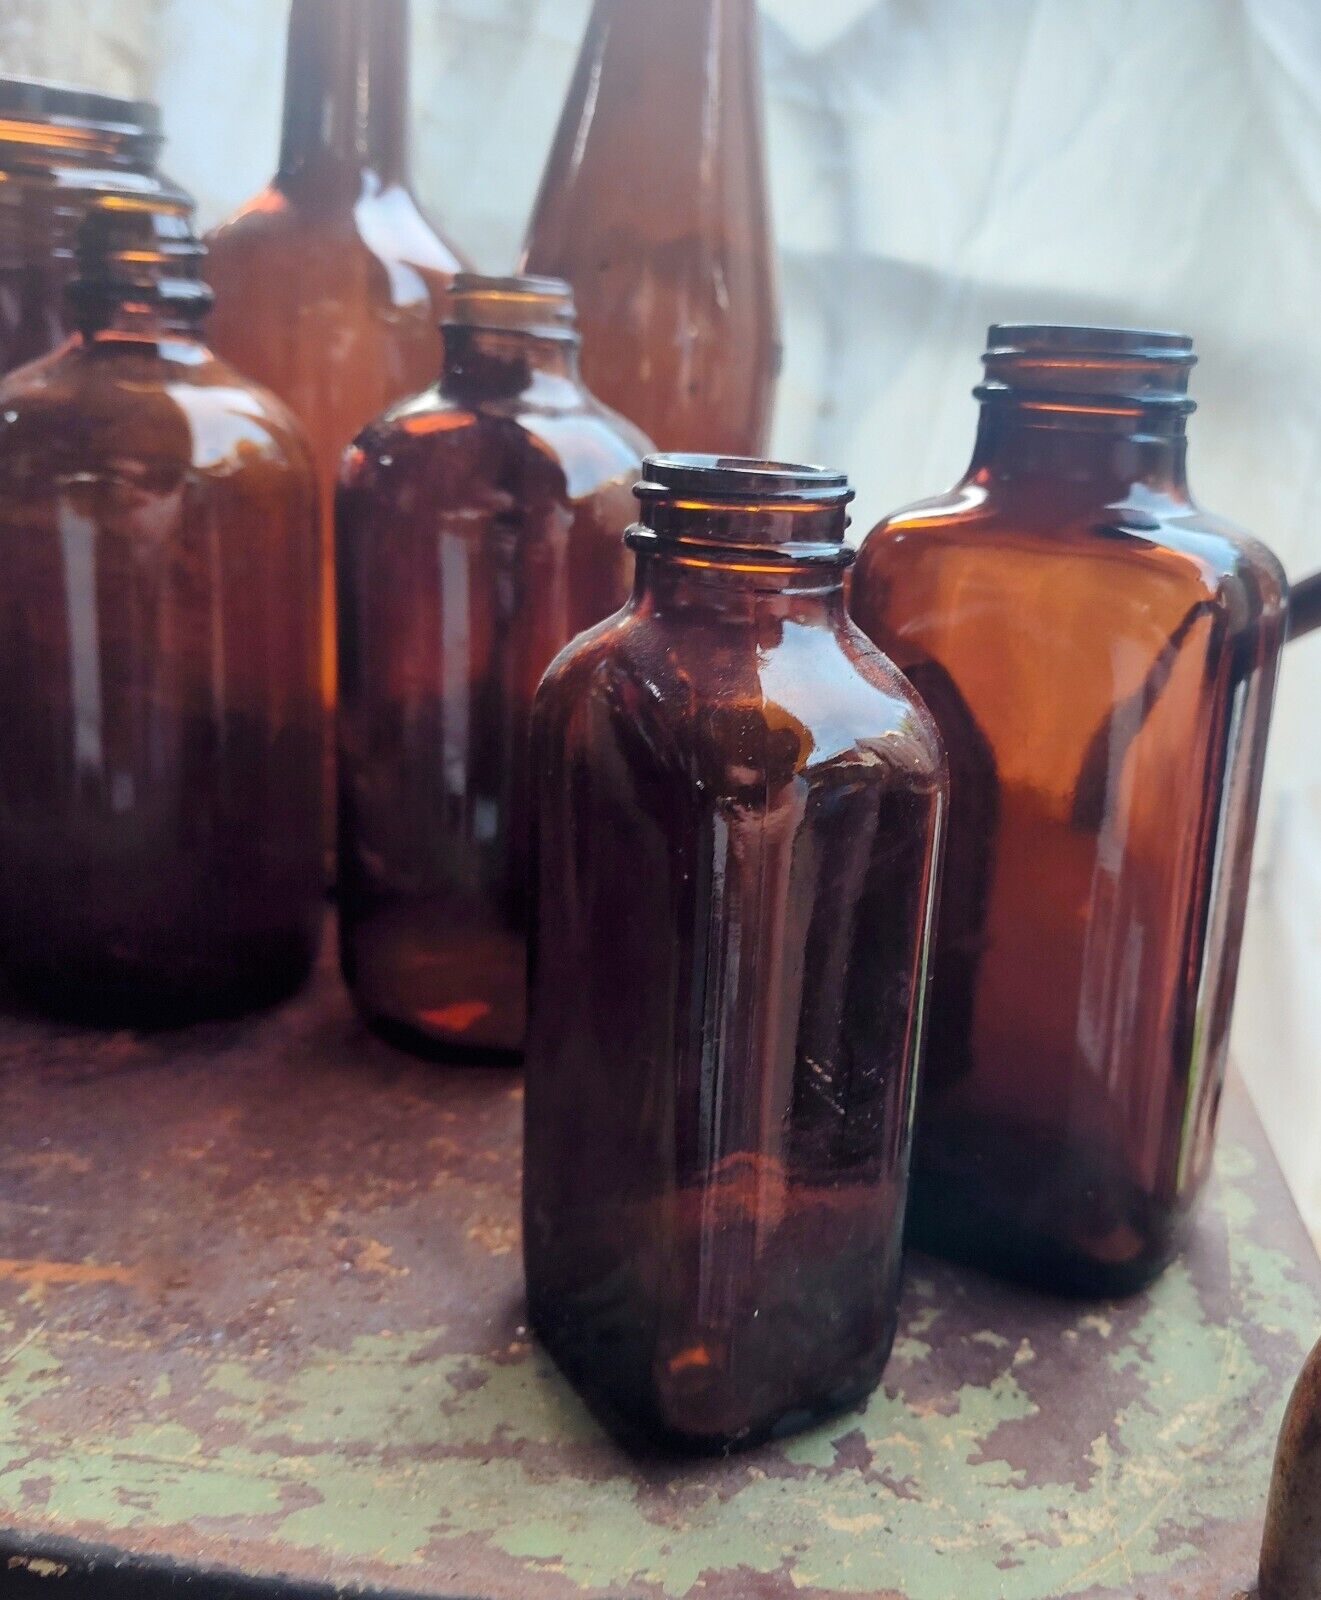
[979,323,1197,414]
[629,454,855,567]
[443,274,577,340]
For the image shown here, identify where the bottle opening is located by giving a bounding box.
[443,274,577,340]
[630,454,855,567]
[979,323,1197,413]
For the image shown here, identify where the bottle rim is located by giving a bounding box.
[636,454,856,509]
[987,323,1196,364]
[443,273,577,342]
[0,75,162,139]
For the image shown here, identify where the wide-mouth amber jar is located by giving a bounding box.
[0,76,188,376]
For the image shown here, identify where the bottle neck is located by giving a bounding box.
[69,198,212,345]
[278,0,410,196]
[968,406,1191,501]
[440,326,583,403]
[633,550,849,623]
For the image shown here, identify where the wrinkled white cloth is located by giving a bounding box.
[3,0,1319,1248]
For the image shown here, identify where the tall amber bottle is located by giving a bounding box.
[337,275,649,1059]
[524,456,946,1452]
[521,0,780,456]
[0,194,323,1025]
[206,0,467,823]
[0,77,183,376]
[851,326,1288,1295]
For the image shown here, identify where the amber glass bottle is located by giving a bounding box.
[0,77,184,376]
[851,325,1288,1296]
[0,194,323,1026]
[524,455,947,1452]
[337,274,649,1059]
[206,0,467,834]
[521,0,780,457]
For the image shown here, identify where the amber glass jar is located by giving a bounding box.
[851,325,1288,1296]
[524,455,946,1452]
[521,0,780,457]
[0,194,323,1026]
[337,274,649,1059]
[0,77,184,376]
[206,0,468,843]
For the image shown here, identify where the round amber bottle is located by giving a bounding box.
[851,325,1288,1295]
[337,274,650,1059]
[0,77,184,376]
[524,455,947,1452]
[205,0,469,844]
[0,194,323,1025]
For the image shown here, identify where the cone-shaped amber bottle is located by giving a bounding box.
[851,325,1288,1296]
[521,0,780,457]
[0,77,183,378]
[0,192,323,1025]
[206,0,467,841]
[337,275,650,1059]
[524,456,946,1452]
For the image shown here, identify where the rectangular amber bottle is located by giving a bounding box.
[523,455,946,1452]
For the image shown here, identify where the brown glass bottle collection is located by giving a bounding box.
[0,0,1306,1461]
[522,0,781,457]
[0,192,323,1025]
[205,0,468,840]
[0,77,185,377]
[523,456,946,1450]
[851,326,1289,1295]
[336,274,649,1058]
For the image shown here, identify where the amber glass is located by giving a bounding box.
[851,326,1289,1296]
[524,456,946,1453]
[206,0,468,838]
[0,77,183,376]
[521,0,780,457]
[336,275,649,1059]
[0,194,323,1026]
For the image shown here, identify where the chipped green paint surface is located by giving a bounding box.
[0,945,1316,1600]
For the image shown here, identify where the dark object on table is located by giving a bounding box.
[851,324,1289,1296]
[336,274,648,1059]
[0,77,179,377]
[523,0,781,457]
[1260,1334,1321,1600]
[0,193,323,1024]
[205,0,468,859]
[523,455,947,1451]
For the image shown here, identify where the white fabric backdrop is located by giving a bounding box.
[3,0,1319,1246]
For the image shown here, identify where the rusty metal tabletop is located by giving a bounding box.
[0,930,1316,1600]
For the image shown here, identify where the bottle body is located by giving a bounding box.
[0,79,178,376]
[336,277,648,1057]
[522,0,780,456]
[524,457,946,1452]
[0,206,323,1025]
[850,326,1288,1294]
[204,0,468,840]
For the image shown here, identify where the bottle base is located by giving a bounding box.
[0,922,322,1031]
[358,1006,523,1067]
[906,1153,1190,1299]
[528,1292,890,1458]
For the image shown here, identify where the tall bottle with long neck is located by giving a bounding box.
[521,0,780,457]
[205,0,467,846]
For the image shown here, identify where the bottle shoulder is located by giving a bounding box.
[0,340,314,482]
[536,603,947,795]
[344,385,645,501]
[855,485,1288,623]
